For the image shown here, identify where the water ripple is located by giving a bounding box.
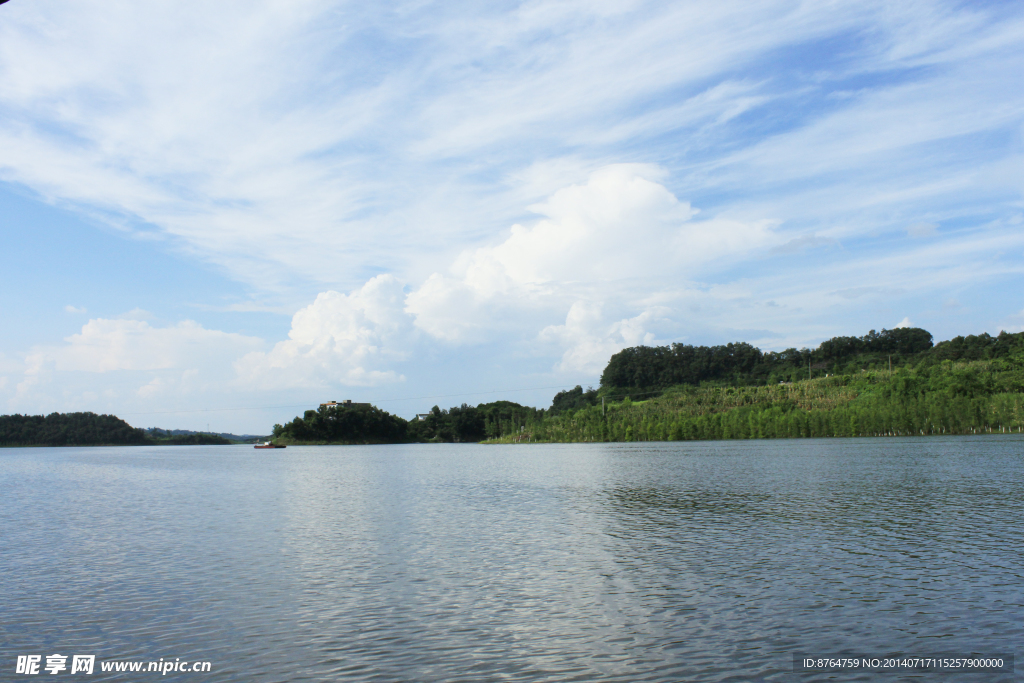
[1,437,1020,681]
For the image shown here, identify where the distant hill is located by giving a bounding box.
[272,403,410,445]
[145,428,270,444]
[491,327,1024,443]
[0,412,149,447]
[145,430,233,445]
[272,400,542,445]
[597,326,937,394]
[0,413,259,447]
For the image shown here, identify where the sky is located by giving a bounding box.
[1,0,1022,434]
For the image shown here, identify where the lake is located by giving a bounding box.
[2,437,1021,681]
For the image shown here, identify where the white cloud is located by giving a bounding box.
[236,274,411,389]
[9,316,263,412]
[454,164,780,285]
[64,305,87,314]
[238,166,775,377]
[38,318,260,373]
[540,302,660,374]
[895,317,912,328]
[0,0,936,298]
[137,377,163,399]
[405,165,774,342]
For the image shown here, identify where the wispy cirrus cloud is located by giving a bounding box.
[9,0,1016,295]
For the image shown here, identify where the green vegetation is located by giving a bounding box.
[490,328,1024,443]
[273,403,411,444]
[0,413,238,447]
[0,412,150,447]
[599,326,935,393]
[407,401,542,443]
[272,400,541,444]
[272,327,1024,445]
[146,430,233,445]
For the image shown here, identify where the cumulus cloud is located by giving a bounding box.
[64,305,87,314]
[7,167,780,410]
[473,164,695,284]
[405,165,775,344]
[10,316,263,409]
[237,166,775,379]
[33,318,261,373]
[895,316,912,328]
[539,302,661,374]
[236,274,412,389]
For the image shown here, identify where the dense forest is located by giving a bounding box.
[599,327,935,392]
[272,400,541,444]
[0,412,150,447]
[491,328,1024,443]
[272,403,410,444]
[0,412,233,447]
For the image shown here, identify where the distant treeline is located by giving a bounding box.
[0,412,149,447]
[145,428,242,445]
[599,327,936,391]
[0,413,233,447]
[272,400,541,444]
[148,431,233,445]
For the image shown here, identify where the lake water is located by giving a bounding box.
[2,437,1021,681]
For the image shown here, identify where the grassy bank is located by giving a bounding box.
[486,359,1024,443]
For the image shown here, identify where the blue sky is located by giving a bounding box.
[1,0,1022,433]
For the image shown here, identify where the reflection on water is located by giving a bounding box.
[1,438,1021,681]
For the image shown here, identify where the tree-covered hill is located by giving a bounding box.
[599,327,938,391]
[507,362,1024,443]
[272,400,541,444]
[0,412,150,447]
[0,413,240,447]
[494,327,1024,443]
[273,403,411,444]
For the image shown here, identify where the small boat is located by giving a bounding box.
[254,441,286,449]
